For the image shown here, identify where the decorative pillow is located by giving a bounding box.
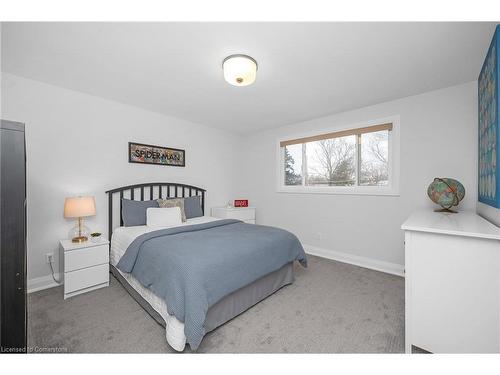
[184,195,203,219]
[157,198,186,222]
[146,207,182,228]
[122,199,159,227]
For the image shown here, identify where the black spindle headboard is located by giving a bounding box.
[105,182,206,241]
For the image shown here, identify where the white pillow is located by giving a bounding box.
[146,207,182,228]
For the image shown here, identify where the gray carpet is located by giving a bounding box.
[28,255,405,353]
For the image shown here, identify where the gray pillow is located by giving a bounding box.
[184,196,203,219]
[122,199,159,227]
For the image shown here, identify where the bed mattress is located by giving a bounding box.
[110,216,295,351]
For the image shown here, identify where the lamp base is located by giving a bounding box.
[71,235,89,243]
[69,221,90,243]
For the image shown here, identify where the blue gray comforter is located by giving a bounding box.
[117,219,307,350]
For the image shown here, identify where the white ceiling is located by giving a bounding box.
[1,22,496,133]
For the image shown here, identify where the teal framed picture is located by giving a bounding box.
[478,25,500,208]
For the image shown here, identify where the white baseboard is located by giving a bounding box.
[27,273,62,293]
[304,244,405,277]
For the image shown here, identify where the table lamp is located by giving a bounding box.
[64,196,96,243]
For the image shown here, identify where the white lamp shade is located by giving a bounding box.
[223,55,257,86]
[64,196,96,218]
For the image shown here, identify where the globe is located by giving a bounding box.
[427,178,465,213]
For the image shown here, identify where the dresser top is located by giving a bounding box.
[401,210,500,240]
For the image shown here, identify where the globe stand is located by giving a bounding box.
[434,207,458,214]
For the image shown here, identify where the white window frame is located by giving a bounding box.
[276,116,400,196]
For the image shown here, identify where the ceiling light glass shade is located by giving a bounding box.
[222,54,258,86]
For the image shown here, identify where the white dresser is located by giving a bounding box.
[60,239,110,299]
[211,207,256,224]
[402,210,500,353]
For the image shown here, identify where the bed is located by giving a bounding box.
[106,182,306,351]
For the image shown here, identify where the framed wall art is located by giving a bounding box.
[478,25,500,208]
[128,142,185,167]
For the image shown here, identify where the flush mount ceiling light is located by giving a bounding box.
[222,54,258,86]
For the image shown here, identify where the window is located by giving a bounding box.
[304,135,357,186]
[359,130,389,186]
[278,120,398,195]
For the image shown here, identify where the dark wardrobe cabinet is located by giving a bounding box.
[0,120,27,353]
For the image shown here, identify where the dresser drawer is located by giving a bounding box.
[64,244,109,272]
[65,263,109,294]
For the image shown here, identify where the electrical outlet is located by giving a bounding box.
[316,232,324,240]
[45,253,54,264]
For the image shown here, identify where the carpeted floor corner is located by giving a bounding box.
[28,255,405,353]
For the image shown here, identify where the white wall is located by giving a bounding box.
[241,82,478,269]
[0,71,486,288]
[1,73,244,289]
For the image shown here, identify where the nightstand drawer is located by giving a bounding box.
[212,208,255,221]
[64,244,109,272]
[65,263,109,294]
[232,210,255,221]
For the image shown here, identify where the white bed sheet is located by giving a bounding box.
[110,215,220,351]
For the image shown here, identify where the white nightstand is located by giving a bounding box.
[211,207,256,224]
[60,239,110,299]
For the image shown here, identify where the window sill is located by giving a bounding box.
[276,186,400,196]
